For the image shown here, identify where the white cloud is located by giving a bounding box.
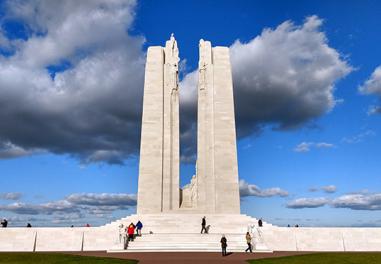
[294,142,334,152]
[359,66,381,114]
[0,192,22,200]
[286,191,381,211]
[342,130,376,144]
[322,185,337,193]
[359,66,381,96]
[66,193,137,207]
[0,200,79,215]
[239,179,288,198]
[368,106,381,115]
[286,197,329,209]
[332,193,381,210]
[230,15,352,134]
[0,192,136,216]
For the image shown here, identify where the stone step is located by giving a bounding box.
[107,248,273,253]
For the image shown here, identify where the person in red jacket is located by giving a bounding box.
[127,223,135,242]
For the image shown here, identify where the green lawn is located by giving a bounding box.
[0,253,138,264]
[248,253,381,264]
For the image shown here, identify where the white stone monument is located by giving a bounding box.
[137,35,240,214]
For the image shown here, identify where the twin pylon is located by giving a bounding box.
[137,35,240,214]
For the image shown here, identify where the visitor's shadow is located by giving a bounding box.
[225,252,233,256]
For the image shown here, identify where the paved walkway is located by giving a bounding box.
[73,251,313,264]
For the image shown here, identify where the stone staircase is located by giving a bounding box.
[104,214,273,252]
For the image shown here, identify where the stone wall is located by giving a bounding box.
[2,222,381,252]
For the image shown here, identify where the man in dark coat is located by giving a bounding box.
[201,216,207,234]
[220,235,227,256]
[136,220,143,236]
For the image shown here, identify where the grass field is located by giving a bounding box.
[0,253,138,264]
[248,253,381,264]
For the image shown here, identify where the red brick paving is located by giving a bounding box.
[72,251,313,264]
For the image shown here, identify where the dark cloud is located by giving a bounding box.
[239,179,288,198]
[0,0,144,164]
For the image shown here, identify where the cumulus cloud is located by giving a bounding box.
[180,16,351,161]
[359,66,381,114]
[286,197,329,209]
[0,192,136,216]
[0,200,79,215]
[239,179,288,198]
[293,142,334,152]
[0,0,144,164]
[359,66,381,95]
[332,193,381,211]
[287,191,381,211]
[0,192,22,200]
[66,193,137,207]
[322,185,337,193]
[230,16,351,135]
[0,6,352,164]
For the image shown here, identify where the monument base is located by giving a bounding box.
[105,213,272,252]
[2,215,381,252]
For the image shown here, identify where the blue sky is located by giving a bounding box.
[0,0,381,227]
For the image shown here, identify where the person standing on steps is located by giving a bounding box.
[220,234,228,256]
[118,223,124,243]
[136,220,143,236]
[245,232,253,253]
[127,222,135,242]
[201,216,207,234]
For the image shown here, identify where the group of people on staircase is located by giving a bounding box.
[119,220,143,249]
[118,217,261,255]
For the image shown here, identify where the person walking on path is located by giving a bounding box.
[245,232,253,253]
[258,218,263,227]
[136,220,143,236]
[201,216,207,234]
[220,234,228,256]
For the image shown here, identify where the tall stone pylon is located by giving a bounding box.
[196,40,240,214]
[137,34,180,214]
